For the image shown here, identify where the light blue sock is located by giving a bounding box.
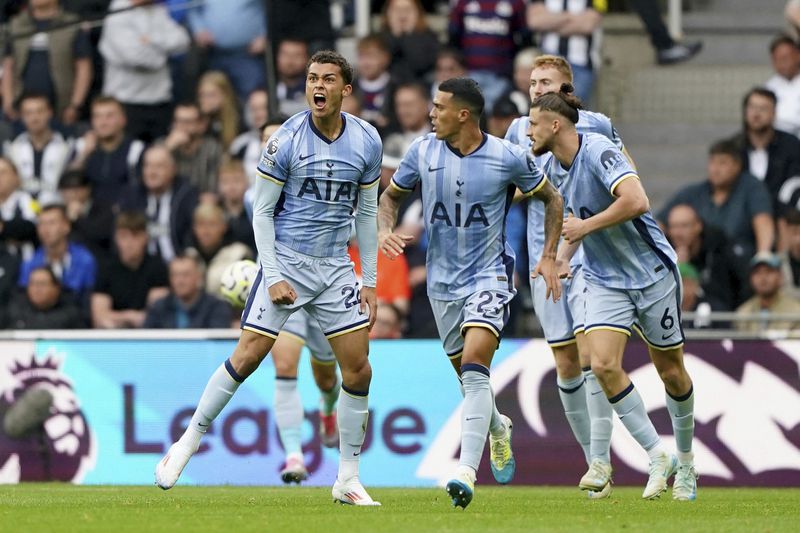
[182,360,243,451]
[557,373,591,465]
[666,385,694,464]
[459,376,505,437]
[337,385,369,481]
[584,368,613,463]
[459,365,494,472]
[609,382,661,453]
[274,377,303,457]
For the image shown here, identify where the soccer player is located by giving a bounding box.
[378,78,564,508]
[246,122,341,484]
[156,50,383,506]
[505,54,631,498]
[529,86,697,501]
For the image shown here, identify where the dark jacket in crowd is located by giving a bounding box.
[2,292,86,329]
[143,292,231,329]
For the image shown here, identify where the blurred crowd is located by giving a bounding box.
[0,0,798,337]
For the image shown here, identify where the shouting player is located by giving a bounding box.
[530,86,697,501]
[156,51,383,506]
[378,78,564,509]
[505,54,632,498]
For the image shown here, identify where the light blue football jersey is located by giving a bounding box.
[256,110,382,257]
[505,109,624,267]
[542,132,677,289]
[391,132,547,300]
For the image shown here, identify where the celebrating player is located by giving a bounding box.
[156,50,383,506]
[505,55,632,498]
[249,121,341,484]
[378,78,564,509]
[530,86,697,501]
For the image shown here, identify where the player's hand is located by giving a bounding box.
[555,258,572,279]
[379,232,414,260]
[268,280,297,305]
[562,213,587,244]
[360,286,377,330]
[532,256,562,302]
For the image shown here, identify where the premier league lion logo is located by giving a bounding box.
[0,346,95,483]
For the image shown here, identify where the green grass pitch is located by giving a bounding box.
[1,485,797,532]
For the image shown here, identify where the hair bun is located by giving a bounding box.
[560,83,575,95]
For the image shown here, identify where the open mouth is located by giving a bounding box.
[313,93,326,109]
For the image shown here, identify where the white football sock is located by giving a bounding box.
[666,385,695,464]
[584,368,613,464]
[180,360,243,451]
[557,373,591,465]
[459,365,493,471]
[337,385,369,481]
[274,377,303,457]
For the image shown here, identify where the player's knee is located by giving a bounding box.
[656,363,688,392]
[341,357,372,391]
[552,346,581,379]
[590,357,620,384]
[273,358,296,377]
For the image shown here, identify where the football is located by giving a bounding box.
[219,259,258,308]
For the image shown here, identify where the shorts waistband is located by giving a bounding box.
[275,240,349,266]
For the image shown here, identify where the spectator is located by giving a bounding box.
[190,203,252,294]
[267,0,335,54]
[187,0,267,100]
[624,0,702,65]
[788,0,800,41]
[197,71,241,151]
[355,34,394,129]
[162,102,223,194]
[18,203,96,309]
[69,96,145,206]
[487,96,519,139]
[3,92,72,203]
[91,210,169,329]
[432,47,468,101]
[369,303,404,340]
[119,144,198,262]
[658,139,774,260]
[382,83,431,169]
[666,203,747,312]
[765,35,800,137]
[381,0,439,84]
[99,0,189,143]
[143,252,233,328]
[276,38,311,117]
[0,242,21,315]
[57,170,114,256]
[527,0,603,102]
[2,0,92,126]
[0,156,37,258]
[4,265,85,329]
[728,88,800,214]
[450,0,529,110]
[779,208,800,300]
[736,252,800,332]
[230,89,269,185]
[217,158,256,250]
[507,47,538,115]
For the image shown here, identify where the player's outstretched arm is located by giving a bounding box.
[531,180,564,302]
[252,176,296,305]
[562,176,649,244]
[377,185,414,259]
